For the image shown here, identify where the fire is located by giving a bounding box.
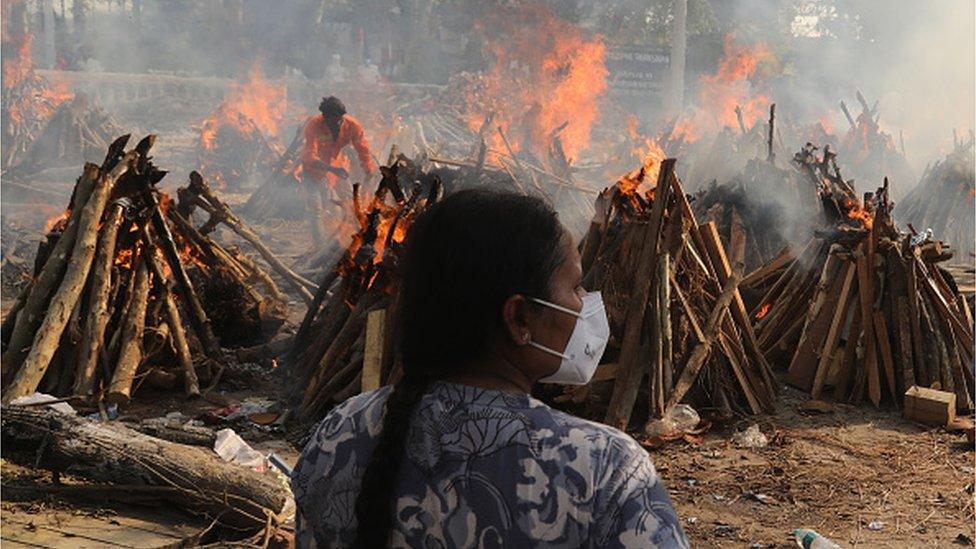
[462,4,607,162]
[818,115,834,135]
[3,33,32,88]
[203,62,286,144]
[197,62,287,188]
[754,302,772,320]
[1,29,73,126]
[842,198,874,229]
[44,209,70,233]
[672,36,774,142]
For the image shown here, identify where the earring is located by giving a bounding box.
[522,332,530,342]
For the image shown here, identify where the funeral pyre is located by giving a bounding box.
[2,135,288,405]
[743,143,974,413]
[549,156,778,434]
[895,134,975,258]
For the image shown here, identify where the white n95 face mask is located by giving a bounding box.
[528,291,610,385]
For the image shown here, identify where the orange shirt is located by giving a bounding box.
[301,114,376,184]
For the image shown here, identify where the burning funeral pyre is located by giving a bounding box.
[743,143,974,412]
[1,135,287,405]
[1,27,73,170]
[896,134,975,259]
[197,65,287,190]
[286,153,444,420]
[555,156,778,433]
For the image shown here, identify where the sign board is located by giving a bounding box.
[605,45,670,101]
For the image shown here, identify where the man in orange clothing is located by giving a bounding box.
[301,96,376,246]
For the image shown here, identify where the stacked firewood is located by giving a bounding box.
[746,144,974,411]
[4,94,121,178]
[1,135,285,405]
[197,112,281,191]
[1,70,72,170]
[288,153,443,420]
[563,158,778,432]
[895,135,975,258]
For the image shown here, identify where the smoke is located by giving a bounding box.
[721,0,975,177]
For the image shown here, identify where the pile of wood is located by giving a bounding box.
[563,158,778,431]
[287,153,443,420]
[895,135,975,258]
[746,145,974,412]
[197,110,281,191]
[241,125,308,221]
[1,135,286,405]
[4,93,121,178]
[1,65,73,170]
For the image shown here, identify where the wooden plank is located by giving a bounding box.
[361,309,386,393]
[895,297,916,393]
[833,303,862,401]
[742,245,794,288]
[810,262,857,398]
[855,246,881,406]
[784,253,843,390]
[664,273,745,412]
[698,221,776,402]
[605,160,674,429]
[873,311,900,405]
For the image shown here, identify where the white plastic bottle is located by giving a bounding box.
[794,528,842,549]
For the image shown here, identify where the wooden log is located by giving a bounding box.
[784,253,843,389]
[894,297,916,392]
[872,311,900,405]
[141,229,200,397]
[658,254,673,412]
[605,160,674,430]
[73,201,126,397]
[809,262,857,397]
[699,221,776,402]
[664,273,743,411]
[147,198,220,357]
[855,246,881,406]
[234,334,295,363]
[105,260,151,405]
[5,154,136,401]
[833,304,862,401]
[361,309,386,393]
[2,164,99,379]
[187,172,316,302]
[1,405,287,530]
[742,245,793,288]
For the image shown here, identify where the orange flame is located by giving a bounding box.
[842,198,873,229]
[672,36,774,142]
[2,31,73,125]
[43,209,70,233]
[461,4,607,162]
[202,62,286,144]
[755,302,772,320]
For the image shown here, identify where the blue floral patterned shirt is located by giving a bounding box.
[292,381,688,548]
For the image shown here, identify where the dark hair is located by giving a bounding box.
[352,189,565,547]
[319,95,346,117]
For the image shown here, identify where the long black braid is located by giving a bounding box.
[351,189,565,547]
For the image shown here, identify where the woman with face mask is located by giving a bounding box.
[291,190,688,548]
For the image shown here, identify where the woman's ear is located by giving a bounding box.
[501,294,532,346]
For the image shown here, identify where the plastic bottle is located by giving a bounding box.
[794,528,842,549]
